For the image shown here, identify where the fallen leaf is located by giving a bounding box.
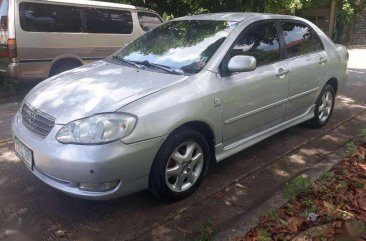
[288,217,304,233]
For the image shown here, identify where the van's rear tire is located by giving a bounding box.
[49,59,82,77]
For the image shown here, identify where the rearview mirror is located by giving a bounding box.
[227,55,256,73]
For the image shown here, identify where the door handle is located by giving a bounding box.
[276,68,289,77]
[318,57,328,64]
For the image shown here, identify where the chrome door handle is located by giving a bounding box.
[318,58,328,64]
[276,68,289,77]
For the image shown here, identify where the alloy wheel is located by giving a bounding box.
[318,90,334,123]
[165,141,204,192]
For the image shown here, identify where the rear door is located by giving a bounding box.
[280,21,328,120]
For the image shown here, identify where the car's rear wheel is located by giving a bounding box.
[149,128,210,201]
[307,84,335,128]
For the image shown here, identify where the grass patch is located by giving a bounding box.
[283,175,312,200]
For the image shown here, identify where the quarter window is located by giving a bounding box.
[19,2,83,32]
[231,21,280,67]
[138,12,163,31]
[281,22,323,58]
[84,8,133,34]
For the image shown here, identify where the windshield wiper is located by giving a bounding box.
[111,56,143,69]
[135,60,184,75]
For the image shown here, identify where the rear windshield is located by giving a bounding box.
[138,12,163,31]
[19,2,133,34]
[0,0,8,30]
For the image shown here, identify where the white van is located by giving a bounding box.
[0,0,163,81]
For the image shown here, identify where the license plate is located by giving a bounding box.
[14,137,33,170]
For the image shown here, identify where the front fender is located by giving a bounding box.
[119,71,223,145]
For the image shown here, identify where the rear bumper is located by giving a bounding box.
[0,62,20,79]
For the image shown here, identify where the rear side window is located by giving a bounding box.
[281,22,323,59]
[84,8,133,34]
[231,21,280,67]
[19,2,83,32]
[137,12,162,31]
[0,0,8,30]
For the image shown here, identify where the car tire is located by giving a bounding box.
[149,128,210,201]
[306,84,335,128]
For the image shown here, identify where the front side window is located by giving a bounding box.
[138,12,163,32]
[230,21,280,67]
[84,8,133,34]
[19,2,82,32]
[113,20,237,74]
[281,22,323,59]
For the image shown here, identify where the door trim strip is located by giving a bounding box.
[223,104,315,151]
[224,87,320,124]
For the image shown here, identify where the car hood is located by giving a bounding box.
[25,61,189,124]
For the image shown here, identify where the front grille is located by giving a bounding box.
[21,103,55,137]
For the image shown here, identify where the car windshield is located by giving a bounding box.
[112,20,238,75]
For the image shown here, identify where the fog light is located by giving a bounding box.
[78,180,120,192]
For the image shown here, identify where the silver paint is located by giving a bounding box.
[12,13,348,200]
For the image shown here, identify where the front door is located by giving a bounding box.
[221,20,289,143]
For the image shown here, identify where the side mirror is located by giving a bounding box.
[227,55,257,73]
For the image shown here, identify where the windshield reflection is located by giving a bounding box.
[113,20,238,74]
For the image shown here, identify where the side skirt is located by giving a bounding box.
[215,105,315,162]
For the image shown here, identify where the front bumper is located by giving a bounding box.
[11,111,165,200]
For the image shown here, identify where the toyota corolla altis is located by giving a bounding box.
[12,13,348,200]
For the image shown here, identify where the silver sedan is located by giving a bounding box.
[11,13,348,201]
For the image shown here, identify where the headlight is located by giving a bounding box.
[56,113,137,144]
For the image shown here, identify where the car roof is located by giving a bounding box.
[173,12,302,22]
[33,0,153,12]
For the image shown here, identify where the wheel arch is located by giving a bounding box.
[325,77,338,94]
[48,55,83,76]
[165,120,217,164]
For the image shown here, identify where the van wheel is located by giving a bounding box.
[149,128,210,201]
[49,59,82,77]
[306,84,335,128]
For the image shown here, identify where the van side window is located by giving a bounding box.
[0,0,8,30]
[85,8,133,34]
[281,22,324,59]
[230,21,280,67]
[19,2,82,32]
[137,12,163,31]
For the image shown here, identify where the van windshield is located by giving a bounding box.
[112,20,237,75]
[0,0,8,30]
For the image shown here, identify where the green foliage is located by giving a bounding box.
[318,172,332,183]
[302,199,318,213]
[265,208,278,220]
[258,229,272,241]
[359,128,366,140]
[344,142,357,157]
[102,0,366,33]
[283,176,312,200]
[0,77,16,92]
[196,220,213,241]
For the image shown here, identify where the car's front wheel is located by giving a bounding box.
[307,84,336,128]
[149,128,210,201]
